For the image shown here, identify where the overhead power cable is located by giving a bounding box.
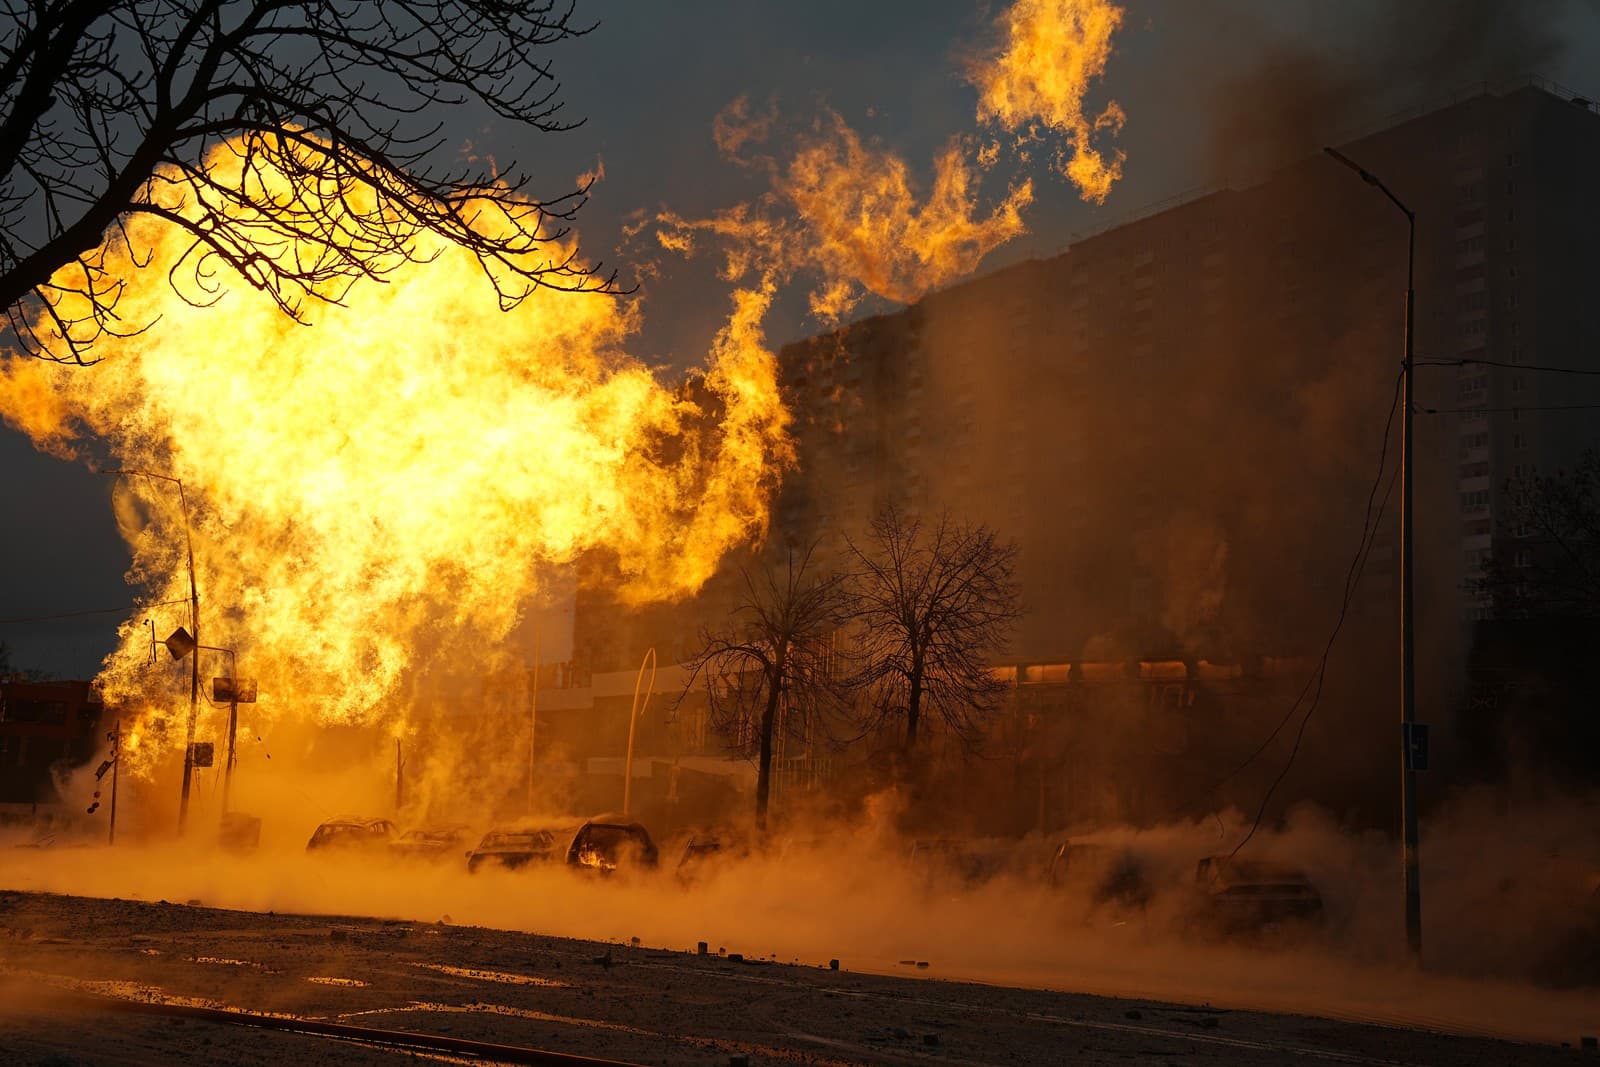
[1421,403,1600,415]
[1224,369,1403,857]
[1417,357,1600,377]
[0,599,190,627]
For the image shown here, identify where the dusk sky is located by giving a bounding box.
[5,0,1599,677]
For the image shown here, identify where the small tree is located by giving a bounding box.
[849,506,1020,756]
[680,544,852,832]
[1479,450,1600,619]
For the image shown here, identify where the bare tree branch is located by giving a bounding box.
[676,542,853,832]
[847,505,1021,759]
[1,1,620,365]
[1479,450,1600,620]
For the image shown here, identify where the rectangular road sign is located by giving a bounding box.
[213,677,258,703]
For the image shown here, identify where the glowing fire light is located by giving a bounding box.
[651,0,1125,323]
[972,0,1127,203]
[0,137,791,778]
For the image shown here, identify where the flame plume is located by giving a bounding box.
[652,0,1125,324]
[784,114,1033,320]
[972,0,1127,203]
[657,110,1032,324]
[0,138,790,777]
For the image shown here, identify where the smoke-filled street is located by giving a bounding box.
[7,1,1600,1063]
[0,888,1585,1066]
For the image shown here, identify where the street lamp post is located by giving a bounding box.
[1324,146,1422,960]
[105,469,201,834]
[202,645,240,813]
[621,647,657,817]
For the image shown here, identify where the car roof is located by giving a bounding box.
[581,813,649,830]
[321,815,391,828]
[1201,855,1308,882]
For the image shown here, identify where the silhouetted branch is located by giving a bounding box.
[847,505,1021,754]
[1,1,619,364]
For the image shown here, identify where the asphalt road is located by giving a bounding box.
[0,890,1588,1066]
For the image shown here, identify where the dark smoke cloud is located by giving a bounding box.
[1206,0,1576,180]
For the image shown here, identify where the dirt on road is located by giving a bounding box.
[0,890,1588,1066]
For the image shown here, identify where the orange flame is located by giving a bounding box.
[656,109,1031,324]
[651,0,1125,323]
[0,137,790,777]
[972,0,1127,203]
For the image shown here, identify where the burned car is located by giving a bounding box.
[675,830,748,885]
[1189,855,1324,933]
[389,823,472,862]
[466,824,565,873]
[907,838,1005,888]
[305,816,396,853]
[567,815,659,875]
[1048,839,1151,910]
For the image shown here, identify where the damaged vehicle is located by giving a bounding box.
[1048,839,1151,911]
[1188,855,1324,935]
[567,814,659,875]
[389,823,472,863]
[907,838,1007,889]
[305,816,396,853]
[675,830,748,885]
[466,824,566,873]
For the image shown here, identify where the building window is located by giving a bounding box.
[1460,489,1489,514]
[1513,434,1526,449]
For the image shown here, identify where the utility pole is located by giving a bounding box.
[527,627,540,815]
[221,686,239,814]
[108,720,120,846]
[1324,146,1422,960]
[177,481,199,833]
[104,470,199,834]
[395,739,404,814]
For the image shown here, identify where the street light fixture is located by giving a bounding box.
[1323,145,1422,960]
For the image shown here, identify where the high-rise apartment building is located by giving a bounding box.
[570,81,1600,823]
[765,80,1600,659]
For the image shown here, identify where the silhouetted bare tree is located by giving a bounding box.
[679,544,852,832]
[1,1,617,364]
[1479,450,1600,619]
[849,506,1020,757]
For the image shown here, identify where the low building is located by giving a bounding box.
[0,677,104,807]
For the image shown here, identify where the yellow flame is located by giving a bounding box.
[650,0,1126,322]
[0,137,790,777]
[783,114,1033,319]
[972,0,1127,203]
[657,110,1031,324]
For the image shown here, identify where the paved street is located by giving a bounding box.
[0,891,1586,1066]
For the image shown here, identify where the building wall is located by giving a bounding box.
[573,83,1600,826]
[0,678,104,805]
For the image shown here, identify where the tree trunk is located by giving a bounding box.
[904,671,922,755]
[754,678,781,833]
